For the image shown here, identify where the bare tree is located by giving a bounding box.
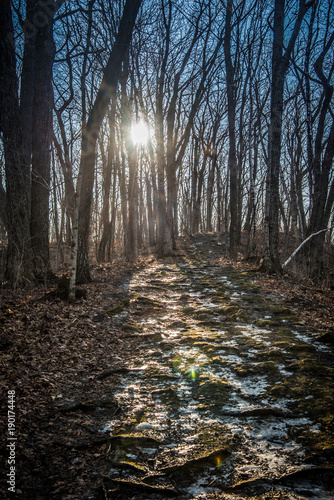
[262,0,312,275]
[76,0,143,283]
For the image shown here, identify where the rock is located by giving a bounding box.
[121,321,142,333]
[108,477,178,495]
[106,297,130,316]
[168,320,189,329]
[161,446,231,475]
[183,306,196,314]
[319,332,334,344]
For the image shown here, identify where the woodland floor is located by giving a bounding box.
[1,233,334,500]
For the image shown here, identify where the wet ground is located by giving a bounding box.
[3,234,334,500]
[84,235,334,498]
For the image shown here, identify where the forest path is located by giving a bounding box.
[97,234,334,499]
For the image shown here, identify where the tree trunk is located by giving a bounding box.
[76,0,142,282]
[146,174,155,246]
[191,137,199,234]
[0,0,34,287]
[224,0,238,259]
[266,0,285,274]
[206,157,215,232]
[155,89,166,257]
[127,143,138,261]
[98,100,116,262]
[69,191,79,303]
[30,16,55,281]
[20,0,36,196]
[165,167,177,254]
[262,0,310,275]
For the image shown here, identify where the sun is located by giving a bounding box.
[131,122,149,145]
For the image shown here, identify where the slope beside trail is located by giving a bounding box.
[2,234,333,500]
[91,234,334,499]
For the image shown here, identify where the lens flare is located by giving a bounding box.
[189,366,198,381]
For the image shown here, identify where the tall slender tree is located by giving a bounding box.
[76,0,143,283]
[224,0,238,258]
[0,0,64,287]
[262,0,312,274]
[30,3,57,280]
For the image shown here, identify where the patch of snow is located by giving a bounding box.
[223,371,269,396]
[277,365,294,376]
[219,354,244,364]
[141,447,157,456]
[186,471,222,497]
[135,422,153,430]
[292,330,330,352]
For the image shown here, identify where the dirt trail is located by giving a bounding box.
[95,234,334,499]
[3,234,333,500]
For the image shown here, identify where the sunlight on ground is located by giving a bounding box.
[98,240,334,499]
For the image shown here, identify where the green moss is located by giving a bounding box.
[271,305,292,316]
[197,379,232,405]
[142,365,168,378]
[272,327,295,341]
[192,308,217,320]
[236,311,250,322]
[217,305,239,315]
[121,321,142,333]
[183,306,196,314]
[256,348,287,361]
[269,381,292,398]
[289,343,317,354]
[193,341,217,354]
[295,414,334,460]
[110,434,161,450]
[294,358,334,376]
[168,320,189,329]
[234,360,278,377]
[152,386,179,403]
[112,460,149,472]
[242,295,270,306]
[133,295,163,308]
[179,293,190,301]
[269,306,300,324]
[255,318,281,327]
[106,297,130,316]
[198,320,222,328]
[273,340,291,349]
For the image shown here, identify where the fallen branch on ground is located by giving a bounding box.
[283,227,333,269]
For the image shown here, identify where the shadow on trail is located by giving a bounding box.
[98,234,334,499]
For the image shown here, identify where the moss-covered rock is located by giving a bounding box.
[255,318,281,327]
[319,332,334,344]
[183,306,196,314]
[168,320,189,329]
[196,379,232,405]
[121,321,142,333]
[106,297,130,316]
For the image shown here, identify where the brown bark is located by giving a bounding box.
[0,0,34,287]
[224,0,238,259]
[262,0,310,275]
[30,15,55,281]
[98,100,116,263]
[146,174,155,246]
